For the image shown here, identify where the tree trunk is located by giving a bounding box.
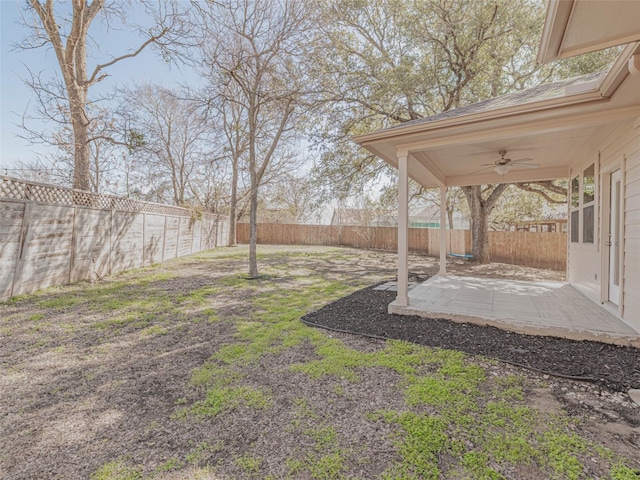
[228,155,238,246]
[69,90,91,191]
[461,184,509,264]
[248,178,259,278]
[248,100,259,279]
[469,201,491,263]
[71,120,91,190]
[447,206,454,230]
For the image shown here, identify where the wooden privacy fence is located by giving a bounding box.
[236,223,567,271]
[0,176,229,301]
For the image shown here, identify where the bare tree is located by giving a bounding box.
[124,84,212,206]
[264,172,319,224]
[17,0,182,190]
[211,85,250,246]
[192,0,316,278]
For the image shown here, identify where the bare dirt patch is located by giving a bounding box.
[0,246,638,479]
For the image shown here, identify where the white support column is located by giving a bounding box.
[439,185,447,275]
[397,151,409,307]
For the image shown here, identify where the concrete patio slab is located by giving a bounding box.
[388,275,640,347]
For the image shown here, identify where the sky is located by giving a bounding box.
[0,0,198,173]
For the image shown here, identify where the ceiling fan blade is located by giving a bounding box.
[511,163,539,169]
[470,165,495,174]
[510,158,534,164]
[479,163,497,166]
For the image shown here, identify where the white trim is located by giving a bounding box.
[397,153,409,307]
[354,89,608,145]
[538,0,640,64]
[600,168,612,304]
[392,106,640,153]
[619,155,627,319]
[537,0,574,64]
[599,43,640,98]
[439,186,447,275]
[446,166,569,188]
[414,151,447,186]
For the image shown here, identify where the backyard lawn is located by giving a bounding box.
[0,246,638,479]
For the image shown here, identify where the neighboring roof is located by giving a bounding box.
[383,72,602,132]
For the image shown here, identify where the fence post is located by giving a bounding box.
[11,203,32,297]
[142,213,146,267]
[161,216,168,262]
[69,206,78,283]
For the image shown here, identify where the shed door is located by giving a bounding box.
[608,169,622,306]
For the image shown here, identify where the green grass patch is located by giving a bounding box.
[234,452,262,475]
[189,362,243,387]
[177,286,223,305]
[286,425,349,480]
[90,460,142,480]
[540,428,588,479]
[139,325,169,337]
[38,295,85,310]
[179,385,272,418]
[185,441,224,465]
[155,457,181,473]
[379,411,448,480]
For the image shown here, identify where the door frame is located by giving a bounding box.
[600,161,626,317]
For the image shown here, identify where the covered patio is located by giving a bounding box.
[384,276,640,347]
[354,3,640,340]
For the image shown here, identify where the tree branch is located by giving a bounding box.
[85,27,169,86]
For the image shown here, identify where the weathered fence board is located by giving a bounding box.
[488,231,566,270]
[177,217,195,257]
[143,214,166,266]
[111,212,145,273]
[71,207,111,283]
[13,204,75,296]
[0,176,229,301]
[237,223,567,271]
[0,202,26,298]
[164,216,181,261]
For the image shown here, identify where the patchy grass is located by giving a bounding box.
[1,246,638,479]
[180,385,272,418]
[90,460,143,480]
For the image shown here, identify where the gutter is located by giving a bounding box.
[353,87,605,145]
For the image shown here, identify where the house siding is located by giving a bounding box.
[568,116,640,329]
[623,145,640,329]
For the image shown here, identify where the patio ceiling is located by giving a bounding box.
[354,46,640,188]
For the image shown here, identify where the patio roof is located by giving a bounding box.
[538,0,640,63]
[353,43,640,188]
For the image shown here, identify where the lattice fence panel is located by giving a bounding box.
[0,175,214,219]
[0,177,28,200]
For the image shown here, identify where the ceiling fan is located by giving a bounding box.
[480,150,539,175]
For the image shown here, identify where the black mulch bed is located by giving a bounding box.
[301,283,640,392]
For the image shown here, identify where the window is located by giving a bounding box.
[571,176,580,208]
[582,164,595,244]
[570,175,580,243]
[570,164,597,245]
[583,205,594,243]
[583,164,595,203]
[571,210,579,243]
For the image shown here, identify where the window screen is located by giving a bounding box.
[571,210,579,243]
[583,205,594,244]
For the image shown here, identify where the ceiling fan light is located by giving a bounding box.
[494,164,510,175]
